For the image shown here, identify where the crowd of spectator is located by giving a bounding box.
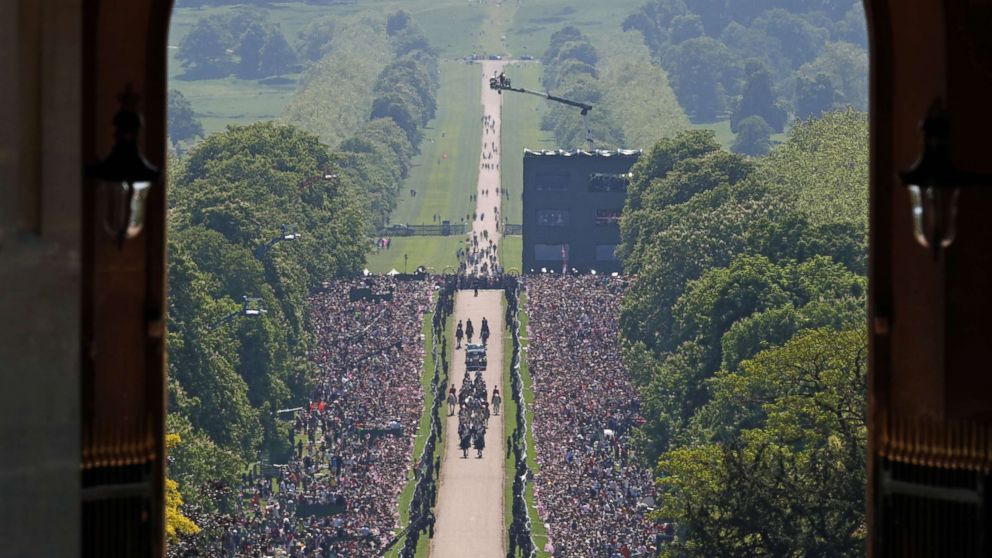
[525,275,660,557]
[170,278,434,557]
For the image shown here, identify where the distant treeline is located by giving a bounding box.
[624,0,867,139]
[539,26,625,149]
[619,110,868,556]
[177,0,355,6]
[329,10,439,226]
[176,8,299,80]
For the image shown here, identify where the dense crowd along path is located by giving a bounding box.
[166,279,434,557]
[526,276,660,556]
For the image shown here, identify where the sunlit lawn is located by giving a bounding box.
[500,62,552,224]
[389,60,483,228]
[689,118,788,150]
[500,235,522,272]
[168,3,338,134]
[365,236,467,274]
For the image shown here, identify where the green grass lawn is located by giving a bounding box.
[503,291,550,557]
[500,235,522,272]
[413,3,488,58]
[500,62,552,224]
[168,1,496,135]
[168,3,342,134]
[505,0,647,58]
[388,61,483,228]
[388,298,449,558]
[365,236,466,274]
[412,0,516,58]
[688,118,788,151]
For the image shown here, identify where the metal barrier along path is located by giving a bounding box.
[504,278,537,558]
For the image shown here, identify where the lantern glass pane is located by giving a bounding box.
[125,181,152,239]
[908,184,929,247]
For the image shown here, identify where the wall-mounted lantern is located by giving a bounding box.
[86,84,160,248]
[900,99,992,257]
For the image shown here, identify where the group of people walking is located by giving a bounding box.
[448,369,501,459]
[449,315,499,459]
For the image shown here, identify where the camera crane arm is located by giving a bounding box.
[489,78,593,114]
[489,75,594,145]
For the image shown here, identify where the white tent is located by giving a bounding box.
[387,268,400,276]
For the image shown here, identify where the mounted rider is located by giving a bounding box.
[480,317,490,347]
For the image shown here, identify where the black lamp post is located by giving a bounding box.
[86,84,160,248]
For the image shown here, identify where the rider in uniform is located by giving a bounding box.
[480,317,490,347]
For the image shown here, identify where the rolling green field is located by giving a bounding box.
[388,61,483,228]
[168,0,511,135]
[168,3,338,134]
[365,236,465,274]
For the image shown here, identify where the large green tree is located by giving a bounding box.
[664,37,739,121]
[732,61,786,132]
[167,89,204,145]
[732,115,773,156]
[657,328,867,557]
[168,122,368,467]
[257,27,298,78]
[176,17,231,77]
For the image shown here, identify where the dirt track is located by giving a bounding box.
[430,290,506,558]
[430,60,508,558]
